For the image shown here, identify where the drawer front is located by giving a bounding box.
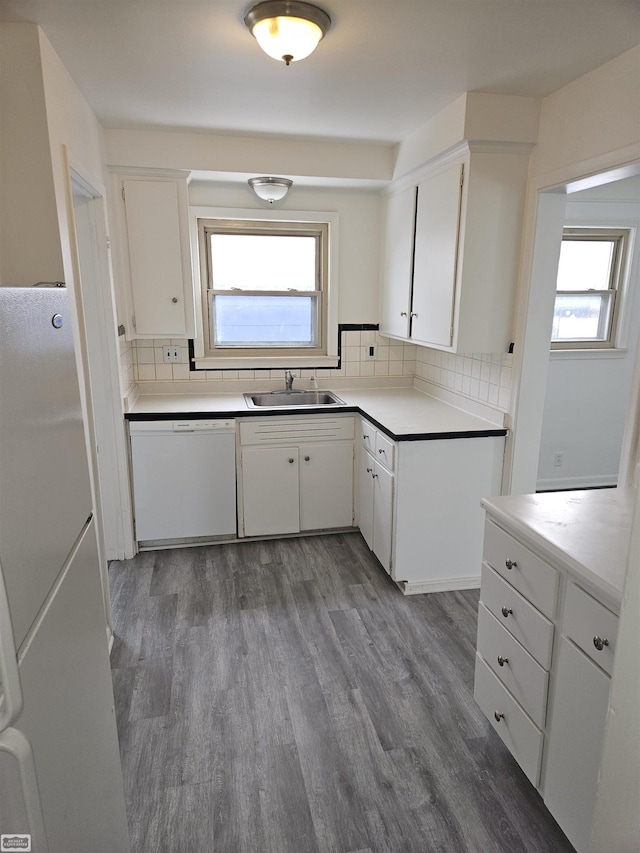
[481,564,555,669]
[374,430,396,472]
[563,582,618,676]
[241,416,354,445]
[477,604,549,728]
[360,419,376,454]
[484,520,559,618]
[474,654,544,787]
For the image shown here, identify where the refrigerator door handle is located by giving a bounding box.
[0,560,23,731]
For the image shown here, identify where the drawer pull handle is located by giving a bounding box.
[378,448,386,454]
[505,558,517,570]
[497,656,509,667]
[494,712,505,723]
[593,636,610,651]
[501,607,512,618]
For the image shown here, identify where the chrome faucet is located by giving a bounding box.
[284,370,296,391]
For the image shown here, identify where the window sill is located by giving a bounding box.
[549,347,628,361]
[192,354,339,371]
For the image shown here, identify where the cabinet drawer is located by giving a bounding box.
[474,654,544,787]
[360,419,376,454]
[374,431,395,472]
[241,416,354,445]
[481,564,554,669]
[477,604,549,728]
[563,583,618,676]
[484,520,559,618]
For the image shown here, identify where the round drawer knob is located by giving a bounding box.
[304,456,310,462]
[378,448,385,454]
[501,607,513,618]
[494,712,505,723]
[497,656,508,667]
[593,636,610,651]
[366,467,373,473]
[172,297,179,303]
[288,458,295,464]
[400,311,408,317]
[505,558,517,570]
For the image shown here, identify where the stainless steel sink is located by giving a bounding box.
[244,390,346,408]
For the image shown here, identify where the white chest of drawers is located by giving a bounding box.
[474,492,629,853]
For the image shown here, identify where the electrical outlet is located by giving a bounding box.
[553,451,564,467]
[163,346,182,363]
[367,345,376,359]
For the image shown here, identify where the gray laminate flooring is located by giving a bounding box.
[109,532,574,853]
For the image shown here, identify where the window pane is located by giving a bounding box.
[210,234,317,291]
[551,293,612,341]
[556,240,616,291]
[213,294,316,347]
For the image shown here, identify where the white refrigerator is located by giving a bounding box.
[0,288,130,853]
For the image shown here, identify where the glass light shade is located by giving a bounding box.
[248,177,293,204]
[252,16,322,63]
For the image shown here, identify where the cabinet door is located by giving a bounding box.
[357,447,375,549]
[242,446,299,537]
[123,178,189,337]
[380,186,415,339]
[411,162,464,348]
[372,461,394,573]
[299,441,354,531]
[543,637,611,853]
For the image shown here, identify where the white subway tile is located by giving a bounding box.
[172,364,190,380]
[389,360,404,376]
[137,363,156,381]
[374,361,389,376]
[345,362,361,377]
[360,361,375,377]
[154,364,173,381]
[345,346,360,362]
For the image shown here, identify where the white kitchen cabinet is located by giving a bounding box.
[239,416,355,538]
[241,445,300,537]
[357,417,504,591]
[475,509,620,853]
[380,143,529,354]
[542,637,612,853]
[357,422,395,574]
[110,169,195,340]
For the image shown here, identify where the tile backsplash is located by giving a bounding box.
[120,328,512,413]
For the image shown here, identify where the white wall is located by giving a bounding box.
[0,24,63,286]
[537,180,640,490]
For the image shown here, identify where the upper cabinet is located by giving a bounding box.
[110,170,195,340]
[380,143,530,354]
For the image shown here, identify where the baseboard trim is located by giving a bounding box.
[397,575,481,595]
[536,474,617,491]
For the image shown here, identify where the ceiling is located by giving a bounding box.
[1,0,639,145]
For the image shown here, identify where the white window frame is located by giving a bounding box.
[551,227,630,351]
[190,207,339,370]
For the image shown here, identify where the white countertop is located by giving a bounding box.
[126,386,506,441]
[481,488,636,610]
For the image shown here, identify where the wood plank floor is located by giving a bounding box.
[109,532,574,853]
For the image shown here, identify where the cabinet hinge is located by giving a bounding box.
[121,186,126,201]
[460,164,465,188]
[106,237,111,250]
[132,314,136,330]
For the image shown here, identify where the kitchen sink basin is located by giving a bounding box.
[244,390,346,408]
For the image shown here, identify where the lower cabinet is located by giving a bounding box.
[475,515,619,853]
[356,417,505,592]
[239,416,355,538]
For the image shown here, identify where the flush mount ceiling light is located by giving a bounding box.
[248,176,293,203]
[244,1,331,66]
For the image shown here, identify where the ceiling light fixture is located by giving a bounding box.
[248,176,293,204]
[244,1,331,66]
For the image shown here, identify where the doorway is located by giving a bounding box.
[536,177,640,491]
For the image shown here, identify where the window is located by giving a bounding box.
[194,212,337,368]
[551,228,629,349]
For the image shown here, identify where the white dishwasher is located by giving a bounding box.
[129,419,237,544]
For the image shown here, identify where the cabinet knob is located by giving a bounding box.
[497,656,508,667]
[288,458,295,464]
[366,467,373,473]
[494,712,505,723]
[372,473,378,479]
[505,558,517,570]
[378,448,385,455]
[304,456,310,462]
[363,434,369,439]
[593,636,610,651]
[501,607,512,618]
[400,311,408,317]
[172,297,179,303]
[410,312,418,318]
